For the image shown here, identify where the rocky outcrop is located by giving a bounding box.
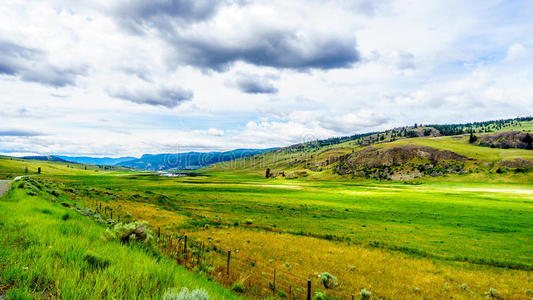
[499,159,533,170]
[476,131,532,149]
[336,145,470,180]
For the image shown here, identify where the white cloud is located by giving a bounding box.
[505,43,528,61]
[0,0,532,156]
[207,128,224,136]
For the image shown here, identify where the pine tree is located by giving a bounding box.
[37,167,41,174]
[469,132,477,144]
[265,168,271,178]
[524,133,533,150]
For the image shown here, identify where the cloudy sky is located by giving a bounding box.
[1,0,532,157]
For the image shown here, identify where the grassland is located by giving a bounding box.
[0,155,125,180]
[1,127,532,299]
[207,122,533,182]
[9,169,525,299]
[0,179,242,299]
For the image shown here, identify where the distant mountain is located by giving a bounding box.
[22,155,73,163]
[57,156,137,166]
[117,148,276,170]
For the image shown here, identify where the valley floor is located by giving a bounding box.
[17,171,532,299]
[1,152,532,299]
[0,181,243,300]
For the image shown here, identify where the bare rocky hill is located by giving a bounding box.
[476,131,532,149]
[336,145,470,180]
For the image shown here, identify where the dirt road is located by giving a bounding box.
[0,176,23,198]
[0,180,10,197]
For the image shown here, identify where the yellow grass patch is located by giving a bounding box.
[186,227,531,299]
[102,199,189,230]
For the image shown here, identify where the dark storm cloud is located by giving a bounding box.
[0,40,86,87]
[110,1,360,71]
[0,41,40,76]
[0,129,46,137]
[229,73,278,94]
[19,65,88,88]
[107,85,193,108]
[236,78,278,94]
[111,0,223,34]
[173,31,360,71]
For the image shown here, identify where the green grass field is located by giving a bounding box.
[7,169,528,298]
[0,180,242,300]
[50,172,533,270]
[0,156,126,180]
[1,127,532,299]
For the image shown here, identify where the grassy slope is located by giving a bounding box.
[43,172,533,299]
[0,183,242,300]
[53,173,533,269]
[378,135,533,162]
[0,156,127,180]
[208,121,533,182]
[1,121,532,298]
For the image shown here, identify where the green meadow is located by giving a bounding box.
[0,180,242,300]
[1,127,533,299]
[49,172,533,271]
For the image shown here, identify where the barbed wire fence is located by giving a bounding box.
[154,230,364,300]
[78,185,369,299]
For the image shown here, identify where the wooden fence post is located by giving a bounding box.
[273,268,276,295]
[197,242,202,266]
[184,235,188,254]
[227,250,231,277]
[307,279,311,300]
[157,227,161,238]
[110,211,113,220]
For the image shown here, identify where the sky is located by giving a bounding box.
[0,0,532,157]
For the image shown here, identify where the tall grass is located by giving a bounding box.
[0,188,242,299]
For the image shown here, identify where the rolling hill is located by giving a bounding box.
[117,148,276,170]
[208,117,533,182]
[21,155,73,163]
[56,156,137,166]
[1,117,533,299]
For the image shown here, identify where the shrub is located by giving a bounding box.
[484,288,500,298]
[83,251,111,269]
[231,282,246,293]
[278,290,287,298]
[314,290,335,300]
[244,219,253,225]
[103,221,154,246]
[62,213,71,221]
[122,212,133,223]
[319,272,338,289]
[163,287,210,300]
[360,288,371,299]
